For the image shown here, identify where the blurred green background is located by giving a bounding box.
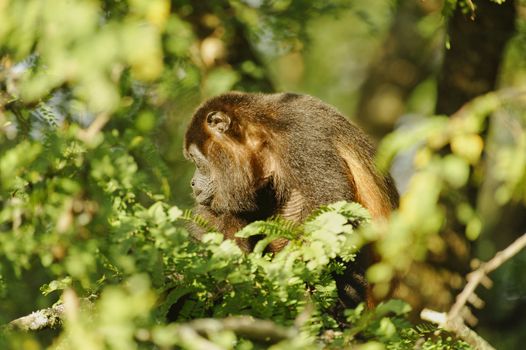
[1,0,526,349]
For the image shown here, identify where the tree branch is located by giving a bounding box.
[6,304,65,331]
[180,316,297,343]
[421,233,526,350]
[5,292,94,331]
[5,303,298,346]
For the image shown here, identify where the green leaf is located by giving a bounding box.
[375,300,412,317]
[441,155,470,188]
[40,277,73,296]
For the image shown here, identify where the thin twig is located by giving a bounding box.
[465,0,476,19]
[450,88,526,122]
[449,233,526,320]
[77,112,109,143]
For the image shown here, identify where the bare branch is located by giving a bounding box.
[5,292,94,332]
[184,316,297,343]
[6,302,297,345]
[421,233,526,350]
[449,233,526,320]
[7,304,65,331]
[176,325,225,350]
[420,310,494,350]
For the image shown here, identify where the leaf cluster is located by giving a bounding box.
[0,116,469,348]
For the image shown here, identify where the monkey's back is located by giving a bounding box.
[261,92,399,218]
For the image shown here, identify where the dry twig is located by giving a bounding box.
[421,233,526,350]
[76,112,109,143]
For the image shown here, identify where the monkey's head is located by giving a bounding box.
[184,92,283,215]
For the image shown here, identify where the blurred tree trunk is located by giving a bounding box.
[435,0,524,339]
[436,0,516,245]
[436,0,516,115]
[436,0,516,249]
[392,0,518,316]
[436,0,516,234]
[355,0,442,139]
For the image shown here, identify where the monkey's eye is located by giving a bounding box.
[206,111,231,133]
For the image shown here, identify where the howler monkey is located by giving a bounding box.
[184,92,399,305]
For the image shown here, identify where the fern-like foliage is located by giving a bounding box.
[179,209,216,233]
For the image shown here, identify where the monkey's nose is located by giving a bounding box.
[191,179,195,187]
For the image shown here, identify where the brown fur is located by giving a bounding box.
[184,92,399,306]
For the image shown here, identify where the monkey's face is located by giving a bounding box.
[186,144,214,206]
[184,98,272,215]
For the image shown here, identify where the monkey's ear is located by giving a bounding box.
[206,111,231,133]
